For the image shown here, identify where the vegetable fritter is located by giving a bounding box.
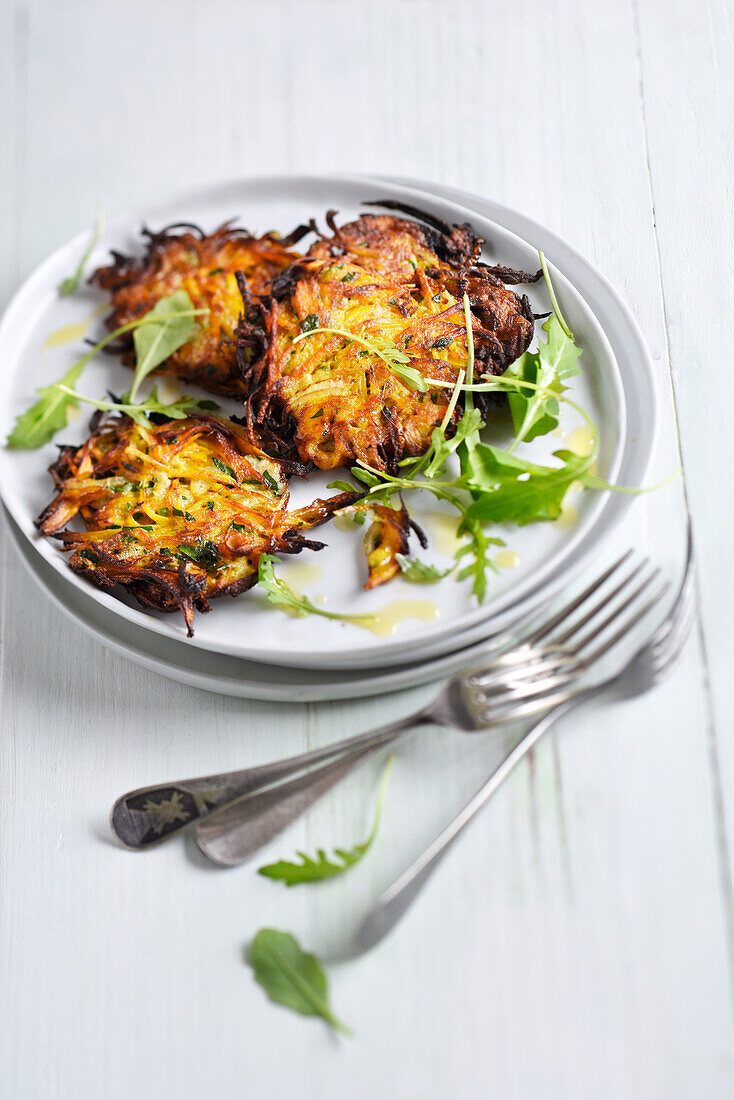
[37,412,358,635]
[92,221,310,398]
[236,203,538,472]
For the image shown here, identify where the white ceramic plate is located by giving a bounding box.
[0,177,658,700]
[2,504,516,702]
[0,175,641,669]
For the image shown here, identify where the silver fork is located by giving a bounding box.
[355,528,695,953]
[110,551,646,853]
[192,551,666,866]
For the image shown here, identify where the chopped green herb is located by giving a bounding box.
[212,456,237,480]
[300,314,320,333]
[176,541,219,568]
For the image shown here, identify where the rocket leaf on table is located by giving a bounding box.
[258,755,395,885]
[247,929,350,1034]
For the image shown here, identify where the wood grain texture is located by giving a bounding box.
[0,0,733,1096]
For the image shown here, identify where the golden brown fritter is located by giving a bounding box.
[236,204,538,472]
[92,221,309,398]
[38,412,358,635]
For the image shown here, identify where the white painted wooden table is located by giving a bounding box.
[1,1,732,1095]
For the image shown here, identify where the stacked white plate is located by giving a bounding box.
[0,176,657,700]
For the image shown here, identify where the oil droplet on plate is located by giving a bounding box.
[556,501,578,529]
[276,561,324,593]
[565,424,595,457]
[357,598,440,637]
[41,303,107,351]
[495,549,520,569]
[421,510,466,555]
[332,513,362,532]
[156,377,187,404]
[42,320,91,350]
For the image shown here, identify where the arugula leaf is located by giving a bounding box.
[326,478,358,493]
[129,290,201,400]
[7,300,207,449]
[50,385,221,430]
[6,358,88,449]
[454,518,503,601]
[463,446,590,525]
[58,208,104,296]
[258,554,375,626]
[505,308,580,447]
[423,407,483,479]
[258,754,395,886]
[247,929,350,1034]
[539,250,573,338]
[293,325,430,392]
[395,555,452,583]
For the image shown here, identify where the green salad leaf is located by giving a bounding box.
[505,313,581,447]
[462,445,590,525]
[129,289,202,400]
[258,754,395,886]
[247,929,350,1034]
[58,208,105,296]
[395,555,452,583]
[52,385,219,429]
[6,358,89,449]
[6,294,208,449]
[258,554,376,627]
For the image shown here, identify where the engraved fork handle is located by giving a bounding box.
[110,711,426,850]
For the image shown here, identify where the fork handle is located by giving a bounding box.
[355,687,597,953]
[194,717,426,865]
[110,712,423,850]
[195,738,393,865]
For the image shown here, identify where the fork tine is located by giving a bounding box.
[525,549,633,645]
[481,687,578,725]
[580,581,670,666]
[550,559,648,648]
[569,567,661,654]
[476,668,582,707]
[468,651,578,689]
